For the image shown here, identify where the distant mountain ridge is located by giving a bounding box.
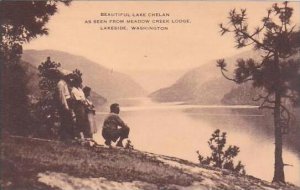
[22,49,147,101]
[150,50,263,104]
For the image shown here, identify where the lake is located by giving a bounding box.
[94,97,300,186]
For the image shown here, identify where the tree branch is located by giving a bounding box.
[241,30,274,52]
[231,22,274,53]
[253,92,271,101]
[220,69,238,82]
[280,104,294,122]
[220,69,253,83]
[257,51,274,67]
[259,106,275,110]
[288,25,296,35]
[279,104,296,134]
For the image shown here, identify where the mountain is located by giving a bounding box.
[221,83,263,105]
[20,60,107,108]
[150,76,237,104]
[22,50,147,101]
[150,50,263,104]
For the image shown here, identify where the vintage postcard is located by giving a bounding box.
[1,1,299,189]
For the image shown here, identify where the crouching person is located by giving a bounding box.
[102,103,130,147]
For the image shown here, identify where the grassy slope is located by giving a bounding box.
[1,137,194,190]
[1,136,298,190]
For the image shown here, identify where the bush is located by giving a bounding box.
[197,129,246,175]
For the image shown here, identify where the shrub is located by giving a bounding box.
[197,129,246,175]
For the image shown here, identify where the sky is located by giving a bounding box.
[24,1,300,91]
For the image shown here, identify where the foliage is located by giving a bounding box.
[1,61,32,135]
[34,57,62,138]
[0,1,71,67]
[0,1,71,136]
[38,57,62,92]
[0,24,30,134]
[0,1,71,45]
[197,129,246,175]
[216,2,300,183]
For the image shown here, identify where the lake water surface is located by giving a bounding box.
[94,98,300,186]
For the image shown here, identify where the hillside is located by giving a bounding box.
[21,60,40,97]
[20,61,107,108]
[22,50,147,100]
[150,50,262,104]
[221,83,263,105]
[1,136,298,190]
[150,77,236,104]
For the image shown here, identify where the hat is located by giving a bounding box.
[57,68,72,76]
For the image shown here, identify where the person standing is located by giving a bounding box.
[56,70,74,141]
[83,86,97,138]
[70,74,89,139]
[102,103,130,147]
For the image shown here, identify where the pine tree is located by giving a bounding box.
[35,57,61,138]
[217,2,300,183]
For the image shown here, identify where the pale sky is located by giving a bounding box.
[24,1,300,91]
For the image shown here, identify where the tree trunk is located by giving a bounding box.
[272,53,285,183]
[272,92,285,183]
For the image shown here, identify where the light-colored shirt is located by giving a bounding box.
[71,87,86,101]
[57,79,71,109]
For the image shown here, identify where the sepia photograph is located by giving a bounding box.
[1,1,300,189]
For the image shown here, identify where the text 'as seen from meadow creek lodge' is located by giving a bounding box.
[84,12,191,31]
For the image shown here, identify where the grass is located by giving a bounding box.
[1,136,195,190]
[1,136,299,190]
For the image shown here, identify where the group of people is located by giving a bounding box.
[55,68,130,148]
